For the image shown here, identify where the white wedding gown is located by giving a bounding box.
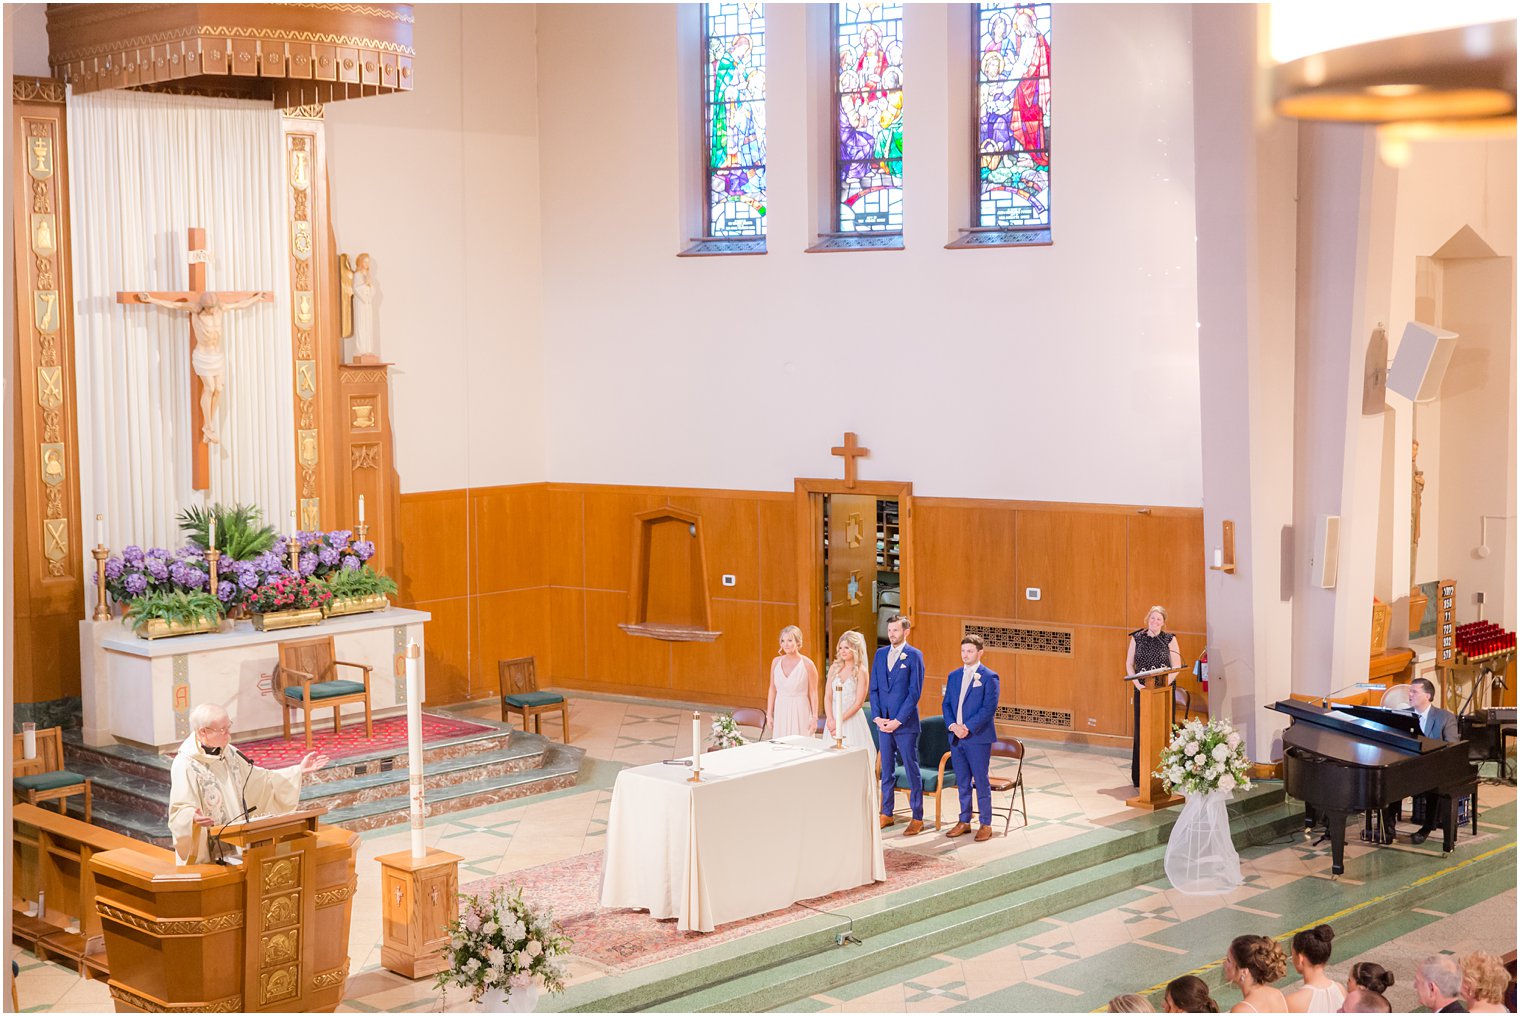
[823,674,876,763]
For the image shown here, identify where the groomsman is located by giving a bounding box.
[942,634,1000,841]
[871,615,926,835]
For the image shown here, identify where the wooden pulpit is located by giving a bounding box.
[1126,667,1186,811]
[90,807,358,1013]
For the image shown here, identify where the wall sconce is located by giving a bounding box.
[1209,520,1237,574]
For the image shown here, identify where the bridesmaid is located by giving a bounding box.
[768,625,818,739]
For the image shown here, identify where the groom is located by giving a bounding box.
[871,614,925,835]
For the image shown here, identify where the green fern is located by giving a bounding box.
[123,590,226,631]
[324,566,398,599]
[178,503,279,560]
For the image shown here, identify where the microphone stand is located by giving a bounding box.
[210,804,258,865]
[211,743,257,865]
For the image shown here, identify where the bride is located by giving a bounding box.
[823,629,875,762]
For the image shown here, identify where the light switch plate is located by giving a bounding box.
[722,574,737,587]
[1025,587,1041,600]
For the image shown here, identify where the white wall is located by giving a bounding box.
[325,4,546,493]
[534,4,1203,504]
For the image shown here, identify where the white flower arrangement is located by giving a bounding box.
[709,714,749,751]
[437,886,570,1004]
[1153,717,1253,797]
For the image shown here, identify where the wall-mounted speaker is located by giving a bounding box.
[1388,322,1458,403]
[1313,514,1340,589]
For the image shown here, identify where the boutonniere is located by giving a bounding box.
[970,675,982,688]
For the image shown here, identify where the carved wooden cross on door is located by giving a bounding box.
[116,227,273,491]
[831,432,870,489]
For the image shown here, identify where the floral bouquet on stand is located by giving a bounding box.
[709,714,748,751]
[1155,717,1252,895]
[437,887,570,1011]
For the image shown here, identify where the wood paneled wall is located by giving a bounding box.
[911,501,1206,741]
[394,484,797,709]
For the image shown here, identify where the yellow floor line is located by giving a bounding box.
[1094,840,1517,1011]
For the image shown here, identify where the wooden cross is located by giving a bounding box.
[831,431,870,489]
[116,227,273,491]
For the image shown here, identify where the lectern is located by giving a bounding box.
[90,807,358,1013]
[1125,667,1186,811]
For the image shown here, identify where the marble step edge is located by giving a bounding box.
[76,747,586,847]
[686,812,1518,1014]
[71,739,556,815]
[62,716,523,780]
[550,795,1295,1014]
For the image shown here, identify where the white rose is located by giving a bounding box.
[1184,741,1199,756]
[464,957,481,974]
[1226,731,1240,747]
[482,921,498,936]
[1168,767,1185,783]
[527,940,543,957]
[1211,744,1229,761]
[1219,774,1236,791]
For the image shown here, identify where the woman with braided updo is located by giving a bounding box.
[1286,925,1346,1012]
[1345,961,1394,999]
[1223,935,1288,1014]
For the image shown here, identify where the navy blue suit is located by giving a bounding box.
[871,643,925,819]
[942,665,1001,826]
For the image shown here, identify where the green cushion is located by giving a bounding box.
[284,679,365,701]
[504,691,563,708]
[14,771,86,792]
[895,766,956,792]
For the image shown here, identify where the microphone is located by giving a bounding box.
[211,804,258,865]
[1319,682,1383,708]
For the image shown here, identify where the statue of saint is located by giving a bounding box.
[340,252,378,363]
[137,290,269,444]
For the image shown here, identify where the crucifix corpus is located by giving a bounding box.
[831,431,870,489]
[116,227,273,491]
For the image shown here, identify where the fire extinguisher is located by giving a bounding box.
[1194,650,1209,691]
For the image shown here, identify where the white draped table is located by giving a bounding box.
[600,736,885,932]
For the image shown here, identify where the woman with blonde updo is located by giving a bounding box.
[1223,935,1288,1014]
[822,630,874,761]
[767,626,818,739]
[1459,952,1510,1012]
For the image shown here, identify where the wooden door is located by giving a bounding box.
[825,494,879,665]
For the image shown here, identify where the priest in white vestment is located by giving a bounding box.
[168,703,328,864]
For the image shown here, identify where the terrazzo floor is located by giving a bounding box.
[10,694,1517,1013]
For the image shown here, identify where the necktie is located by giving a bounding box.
[957,667,976,726]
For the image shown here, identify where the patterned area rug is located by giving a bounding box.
[236,713,498,768]
[462,846,966,971]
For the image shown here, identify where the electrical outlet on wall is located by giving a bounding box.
[721,574,737,587]
[1025,587,1041,601]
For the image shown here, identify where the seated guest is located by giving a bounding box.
[1286,925,1346,1012]
[1383,677,1460,844]
[1345,961,1394,999]
[169,703,327,864]
[1108,994,1155,1013]
[1459,952,1510,1013]
[1339,989,1392,1013]
[941,634,1000,842]
[1223,935,1289,1014]
[1164,975,1220,1013]
[1415,955,1469,1013]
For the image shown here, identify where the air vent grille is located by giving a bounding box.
[996,705,1073,729]
[964,622,1073,656]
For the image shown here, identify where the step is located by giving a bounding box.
[547,788,1296,1013]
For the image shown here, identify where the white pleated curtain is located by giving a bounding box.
[68,88,295,559]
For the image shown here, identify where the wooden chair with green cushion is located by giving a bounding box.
[499,657,569,743]
[12,726,91,822]
[881,714,955,830]
[276,634,373,751]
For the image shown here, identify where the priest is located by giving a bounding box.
[168,703,328,864]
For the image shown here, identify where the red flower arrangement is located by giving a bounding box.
[243,574,336,614]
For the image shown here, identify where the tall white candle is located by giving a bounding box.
[289,510,298,536]
[208,518,217,551]
[358,494,366,524]
[405,641,426,859]
[1213,547,1224,569]
[94,514,105,548]
[834,681,845,744]
[692,711,702,769]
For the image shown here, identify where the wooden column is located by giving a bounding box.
[10,76,83,705]
[338,363,398,574]
[376,847,461,979]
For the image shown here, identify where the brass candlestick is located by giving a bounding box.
[206,547,220,599]
[91,546,111,620]
[290,534,300,574]
[356,521,370,543]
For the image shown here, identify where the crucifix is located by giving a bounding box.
[831,431,870,489]
[116,227,274,491]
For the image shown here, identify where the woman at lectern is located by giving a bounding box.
[1127,605,1182,787]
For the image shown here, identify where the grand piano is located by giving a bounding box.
[1269,699,1477,875]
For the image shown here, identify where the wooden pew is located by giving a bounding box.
[11,802,161,978]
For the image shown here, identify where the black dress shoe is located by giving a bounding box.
[1409,826,1434,845]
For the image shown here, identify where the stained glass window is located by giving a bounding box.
[834,2,904,234]
[976,3,1051,233]
[704,3,767,238]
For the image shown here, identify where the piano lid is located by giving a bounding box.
[1268,698,1442,754]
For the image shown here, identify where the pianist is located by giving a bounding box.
[1386,678,1460,845]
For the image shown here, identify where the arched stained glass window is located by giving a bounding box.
[704,3,767,238]
[975,2,1051,241]
[835,2,904,234]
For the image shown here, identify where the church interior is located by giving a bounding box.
[3,2,1517,1013]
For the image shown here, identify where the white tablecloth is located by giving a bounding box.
[599,736,886,932]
